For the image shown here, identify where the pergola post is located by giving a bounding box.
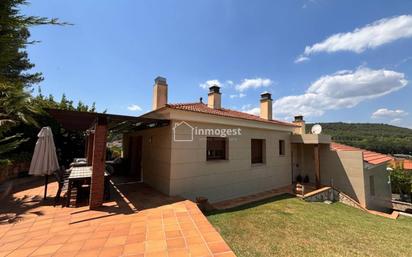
[89,116,108,209]
[314,144,321,188]
[86,131,94,165]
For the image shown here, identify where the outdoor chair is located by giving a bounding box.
[53,166,70,207]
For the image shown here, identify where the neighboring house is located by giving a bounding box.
[404,160,412,171]
[123,77,393,211]
[390,158,412,171]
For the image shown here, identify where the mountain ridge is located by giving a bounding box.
[306,122,412,155]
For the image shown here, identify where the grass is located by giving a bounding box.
[207,194,412,257]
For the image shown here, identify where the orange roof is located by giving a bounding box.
[166,102,298,127]
[404,160,412,170]
[330,142,393,165]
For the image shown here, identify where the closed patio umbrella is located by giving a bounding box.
[29,127,60,199]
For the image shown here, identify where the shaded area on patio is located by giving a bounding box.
[0,176,184,225]
[0,177,235,257]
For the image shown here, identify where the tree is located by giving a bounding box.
[0,0,66,164]
[0,81,37,164]
[391,163,412,202]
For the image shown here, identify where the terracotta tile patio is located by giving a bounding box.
[0,177,236,257]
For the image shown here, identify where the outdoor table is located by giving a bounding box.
[66,166,110,206]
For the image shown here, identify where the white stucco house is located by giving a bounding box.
[122,77,393,211]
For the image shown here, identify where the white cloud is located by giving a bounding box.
[394,56,412,68]
[371,108,408,119]
[229,93,246,99]
[273,67,408,118]
[127,104,142,112]
[199,79,236,90]
[240,104,260,116]
[390,118,402,124]
[235,78,273,92]
[294,55,310,63]
[302,0,318,9]
[297,15,412,61]
[199,79,222,89]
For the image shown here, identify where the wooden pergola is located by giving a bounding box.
[47,108,169,209]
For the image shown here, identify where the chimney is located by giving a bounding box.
[293,115,306,134]
[260,92,272,120]
[152,76,168,110]
[207,85,221,109]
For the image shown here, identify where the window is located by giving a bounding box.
[369,175,375,196]
[251,139,264,164]
[279,140,285,156]
[207,137,227,160]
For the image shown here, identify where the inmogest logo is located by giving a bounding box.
[173,121,242,142]
[173,121,194,142]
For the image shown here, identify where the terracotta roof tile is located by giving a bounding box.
[403,160,412,170]
[166,102,298,127]
[330,142,393,165]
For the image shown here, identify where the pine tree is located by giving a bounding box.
[0,0,66,164]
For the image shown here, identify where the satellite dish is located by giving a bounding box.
[311,124,322,134]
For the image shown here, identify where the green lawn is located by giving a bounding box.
[207,195,412,257]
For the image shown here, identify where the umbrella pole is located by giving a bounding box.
[44,175,48,199]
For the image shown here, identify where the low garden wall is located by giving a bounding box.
[392,200,412,213]
[0,162,30,184]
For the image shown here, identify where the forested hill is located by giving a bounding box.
[306,123,412,155]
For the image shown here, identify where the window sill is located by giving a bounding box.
[251,163,266,168]
[206,159,230,163]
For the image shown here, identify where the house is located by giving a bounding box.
[293,142,393,211]
[390,158,412,171]
[404,160,412,171]
[122,76,393,211]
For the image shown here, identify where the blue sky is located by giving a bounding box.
[23,0,412,128]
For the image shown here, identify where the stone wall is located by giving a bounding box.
[0,162,30,184]
[303,186,366,211]
[392,200,412,213]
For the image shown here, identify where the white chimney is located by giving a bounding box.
[260,92,272,120]
[152,76,168,110]
[207,85,221,109]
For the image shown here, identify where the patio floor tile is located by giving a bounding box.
[208,241,232,254]
[165,230,182,239]
[6,247,37,257]
[98,246,124,257]
[81,238,108,250]
[185,235,205,246]
[144,250,168,257]
[104,236,127,247]
[167,248,191,257]
[75,249,101,257]
[213,252,238,257]
[123,242,145,255]
[145,240,167,252]
[54,241,84,253]
[189,243,212,257]
[31,244,62,256]
[53,251,78,257]
[203,231,225,243]
[166,237,186,249]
